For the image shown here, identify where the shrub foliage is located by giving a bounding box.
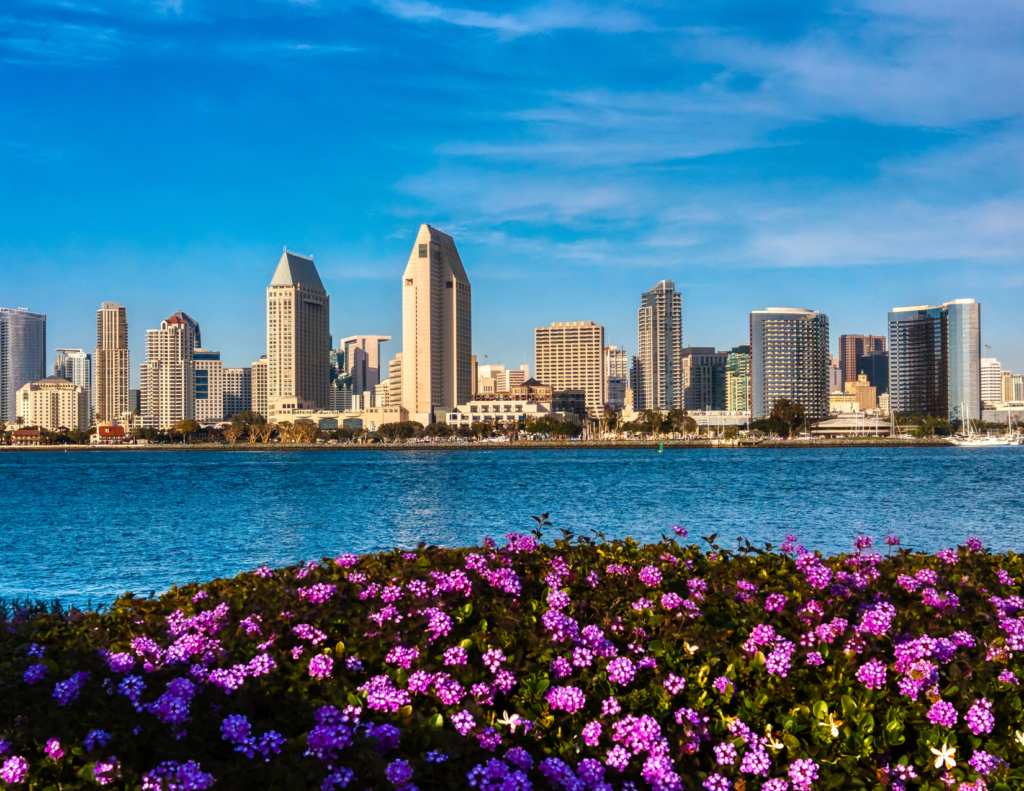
[2,524,1023,791]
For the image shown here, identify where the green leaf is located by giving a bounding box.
[428,713,443,728]
[459,638,473,649]
[841,695,857,717]
[812,700,828,721]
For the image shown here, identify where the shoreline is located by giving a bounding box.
[0,438,956,451]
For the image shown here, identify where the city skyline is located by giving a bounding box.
[4,1,1023,379]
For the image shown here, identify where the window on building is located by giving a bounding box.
[418,244,427,258]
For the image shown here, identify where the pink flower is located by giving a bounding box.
[308,655,334,680]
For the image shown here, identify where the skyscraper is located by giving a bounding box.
[268,248,330,410]
[342,335,392,401]
[194,349,224,423]
[725,345,751,412]
[535,322,606,411]
[140,311,200,429]
[750,308,830,421]
[0,307,46,424]
[95,302,129,423]
[981,358,1002,408]
[251,356,268,418]
[224,367,252,418]
[54,348,93,422]
[856,350,889,395]
[680,347,728,411]
[635,280,683,410]
[838,334,885,384]
[401,225,472,424]
[1001,370,1015,404]
[888,299,980,422]
[604,346,629,410]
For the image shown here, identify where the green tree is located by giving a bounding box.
[551,420,581,440]
[639,409,664,436]
[171,419,201,444]
[231,410,267,429]
[724,425,739,441]
[771,399,806,437]
[665,408,689,434]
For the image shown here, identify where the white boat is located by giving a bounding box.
[949,400,1017,446]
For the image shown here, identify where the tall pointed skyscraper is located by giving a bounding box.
[267,248,330,410]
[401,225,472,425]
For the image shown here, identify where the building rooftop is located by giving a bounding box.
[271,248,325,291]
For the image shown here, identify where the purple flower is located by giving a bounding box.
[505,747,533,772]
[582,721,602,745]
[93,756,120,786]
[856,658,888,690]
[965,697,995,735]
[740,749,771,776]
[452,710,475,736]
[444,646,469,666]
[105,652,135,673]
[765,594,787,612]
[998,669,1019,686]
[968,750,1005,775]
[638,566,662,587]
[550,656,573,679]
[763,781,790,791]
[789,759,819,791]
[663,674,686,694]
[53,671,89,706]
[359,675,410,712]
[607,657,635,686]
[602,697,621,716]
[386,759,413,786]
[927,701,958,728]
[44,739,63,761]
[84,730,112,751]
[806,652,824,666]
[703,774,730,791]
[1,756,29,784]
[713,742,737,765]
[673,525,688,536]
[142,760,215,790]
[426,751,448,763]
[605,745,630,772]
[23,664,47,685]
[546,686,586,714]
[884,535,900,546]
[477,727,502,751]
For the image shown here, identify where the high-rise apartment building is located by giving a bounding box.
[829,356,843,392]
[140,311,199,429]
[17,376,90,431]
[1013,374,1024,403]
[750,308,830,421]
[342,336,391,396]
[680,347,728,411]
[1001,370,1015,404]
[194,349,224,423]
[401,225,472,424]
[535,321,605,412]
[857,350,889,395]
[1,307,47,424]
[387,354,403,409]
[635,280,683,410]
[95,302,129,423]
[888,299,980,422]
[838,335,885,384]
[251,356,268,418]
[981,358,1002,407]
[604,346,629,410]
[725,345,751,413]
[54,348,92,422]
[268,248,330,410]
[224,367,252,418]
[476,363,529,394]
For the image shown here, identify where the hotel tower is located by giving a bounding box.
[401,225,472,425]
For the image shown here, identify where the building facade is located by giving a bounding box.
[981,358,1002,408]
[140,311,199,429]
[604,346,629,410]
[634,280,683,410]
[838,334,885,384]
[750,308,830,421]
[17,376,89,431]
[401,225,472,425]
[194,349,224,423]
[251,356,268,418]
[54,348,92,422]
[1,307,47,424]
[268,248,330,410]
[1014,374,1024,403]
[680,347,728,411]
[725,345,751,413]
[95,302,129,423]
[844,373,878,411]
[534,321,605,412]
[224,367,252,418]
[857,350,889,395]
[1002,370,1015,404]
[888,299,980,422]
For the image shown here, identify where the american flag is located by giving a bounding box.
[985,345,991,349]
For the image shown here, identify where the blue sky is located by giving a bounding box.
[3,0,1023,382]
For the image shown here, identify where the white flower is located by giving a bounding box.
[818,712,843,738]
[931,743,956,770]
[496,711,522,732]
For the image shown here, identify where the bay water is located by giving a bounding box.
[1,447,1022,605]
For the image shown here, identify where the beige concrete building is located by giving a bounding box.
[443,399,571,428]
[95,302,130,423]
[604,345,629,410]
[981,358,1002,408]
[267,397,407,432]
[141,311,199,429]
[401,225,472,424]
[251,356,268,418]
[844,373,878,411]
[829,392,859,413]
[17,376,90,430]
[387,354,402,408]
[680,346,728,411]
[535,321,605,411]
[194,349,224,424]
[1002,370,1015,404]
[634,280,684,411]
[224,367,252,418]
[268,248,330,410]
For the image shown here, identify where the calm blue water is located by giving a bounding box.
[1,447,1022,605]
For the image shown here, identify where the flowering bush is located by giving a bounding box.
[2,527,1024,790]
